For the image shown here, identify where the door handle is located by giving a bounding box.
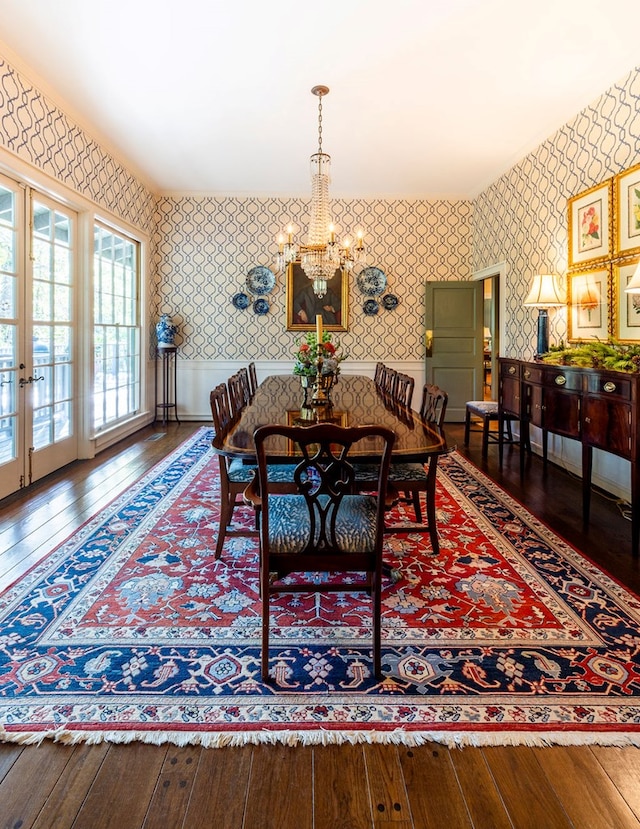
[18,374,44,387]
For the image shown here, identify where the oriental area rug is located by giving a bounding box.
[1,427,640,748]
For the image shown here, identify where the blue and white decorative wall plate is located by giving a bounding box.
[232,292,250,310]
[363,299,380,316]
[381,293,399,310]
[356,266,387,296]
[246,265,276,295]
[253,297,270,315]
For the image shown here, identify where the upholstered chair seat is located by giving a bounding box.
[267,494,379,554]
[227,459,294,484]
[355,461,429,483]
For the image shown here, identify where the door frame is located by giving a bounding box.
[472,261,508,392]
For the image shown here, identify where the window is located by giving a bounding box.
[93,224,140,431]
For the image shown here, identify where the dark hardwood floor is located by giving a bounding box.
[1,419,640,828]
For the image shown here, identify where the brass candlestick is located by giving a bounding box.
[311,356,337,406]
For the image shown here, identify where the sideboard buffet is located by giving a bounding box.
[498,358,640,556]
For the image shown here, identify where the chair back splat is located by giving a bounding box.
[420,383,448,426]
[248,362,258,398]
[248,423,395,680]
[394,372,415,408]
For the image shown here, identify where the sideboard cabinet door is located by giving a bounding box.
[541,386,581,438]
[582,395,632,457]
[499,360,521,417]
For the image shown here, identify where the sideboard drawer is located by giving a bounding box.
[521,365,543,383]
[585,373,632,401]
[541,368,582,392]
[500,360,521,380]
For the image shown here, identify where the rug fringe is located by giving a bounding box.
[3,727,640,750]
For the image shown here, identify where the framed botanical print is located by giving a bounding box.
[567,266,611,341]
[567,180,613,268]
[615,162,640,257]
[614,258,640,342]
[286,261,348,332]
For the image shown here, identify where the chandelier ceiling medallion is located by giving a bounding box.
[275,85,366,297]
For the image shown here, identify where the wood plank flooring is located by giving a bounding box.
[1,419,640,828]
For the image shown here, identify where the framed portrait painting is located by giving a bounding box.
[286,261,348,332]
[567,267,611,342]
[614,258,640,342]
[615,162,640,257]
[567,180,613,268]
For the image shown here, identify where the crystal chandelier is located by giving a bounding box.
[275,85,366,297]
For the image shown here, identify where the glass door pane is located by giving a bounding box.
[31,201,73,453]
[0,180,21,496]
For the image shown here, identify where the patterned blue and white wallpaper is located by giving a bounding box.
[0,59,155,233]
[153,196,472,362]
[3,47,640,378]
[474,66,640,360]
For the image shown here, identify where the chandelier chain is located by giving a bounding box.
[317,94,323,155]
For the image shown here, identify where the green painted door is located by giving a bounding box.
[425,281,484,421]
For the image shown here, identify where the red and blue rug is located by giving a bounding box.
[1,427,640,747]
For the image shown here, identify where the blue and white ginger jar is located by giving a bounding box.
[156,313,178,348]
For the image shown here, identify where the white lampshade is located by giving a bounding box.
[625,262,640,294]
[523,274,565,307]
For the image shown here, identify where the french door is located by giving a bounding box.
[0,176,77,499]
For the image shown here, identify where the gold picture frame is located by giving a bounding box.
[567,266,611,342]
[613,257,640,342]
[615,162,640,257]
[568,180,613,268]
[286,261,348,332]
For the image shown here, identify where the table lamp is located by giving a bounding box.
[523,274,565,358]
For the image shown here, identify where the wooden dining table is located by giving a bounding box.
[212,374,449,462]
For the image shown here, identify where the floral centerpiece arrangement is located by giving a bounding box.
[293,331,347,378]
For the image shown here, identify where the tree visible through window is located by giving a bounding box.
[93,225,140,431]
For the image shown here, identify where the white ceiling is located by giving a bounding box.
[0,0,639,199]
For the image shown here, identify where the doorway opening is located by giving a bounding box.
[483,278,495,400]
[472,262,505,403]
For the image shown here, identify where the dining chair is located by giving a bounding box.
[210,384,258,559]
[376,365,396,398]
[245,422,395,680]
[354,383,448,556]
[238,367,252,406]
[227,370,251,420]
[420,383,448,424]
[210,384,296,559]
[394,372,415,408]
[386,383,448,553]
